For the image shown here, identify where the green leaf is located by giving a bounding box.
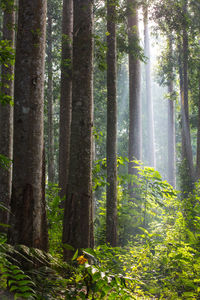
[18,280,36,287]
[62,243,75,251]
[72,249,79,261]
[93,271,101,281]
[10,285,19,292]
[102,285,111,295]
[182,292,197,298]
[19,286,35,293]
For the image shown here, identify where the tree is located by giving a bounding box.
[152,0,194,190]
[143,1,155,168]
[62,0,94,259]
[127,0,141,181]
[196,70,200,179]
[0,0,15,228]
[59,0,73,199]
[106,0,117,246]
[167,36,176,188]
[46,1,55,183]
[8,0,48,251]
[178,1,194,192]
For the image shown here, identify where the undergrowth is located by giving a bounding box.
[1,165,200,299]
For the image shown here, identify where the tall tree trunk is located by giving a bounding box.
[143,3,155,168]
[106,0,117,247]
[178,1,194,193]
[47,4,55,183]
[59,0,73,199]
[62,0,94,260]
[0,1,15,229]
[196,70,200,179]
[178,44,194,192]
[127,0,141,184]
[167,37,176,188]
[8,0,48,251]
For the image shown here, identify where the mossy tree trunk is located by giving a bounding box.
[0,0,15,230]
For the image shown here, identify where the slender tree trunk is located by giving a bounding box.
[178,41,194,192]
[127,0,141,183]
[47,5,55,183]
[167,37,176,188]
[59,0,73,199]
[0,1,15,229]
[196,68,200,179]
[106,0,117,247]
[143,3,155,168]
[8,0,48,251]
[62,0,94,260]
[168,82,176,187]
[178,1,194,193]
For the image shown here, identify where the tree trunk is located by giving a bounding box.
[8,0,48,251]
[178,41,194,192]
[167,37,176,188]
[143,3,155,168]
[47,4,55,183]
[0,1,15,229]
[106,0,117,247]
[196,70,200,179]
[178,2,194,193]
[127,0,141,184]
[168,82,176,187]
[62,0,94,260]
[59,0,73,199]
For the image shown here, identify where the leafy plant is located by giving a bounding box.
[0,154,12,169]
[65,247,135,299]
[46,183,64,257]
[3,264,36,299]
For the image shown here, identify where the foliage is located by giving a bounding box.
[3,264,36,299]
[94,158,177,246]
[1,169,200,299]
[63,247,135,299]
[117,239,200,299]
[46,183,64,257]
[92,181,200,299]
[0,39,15,67]
[0,240,135,299]
[0,39,15,105]
[0,0,15,11]
[0,153,12,169]
[0,237,37,299]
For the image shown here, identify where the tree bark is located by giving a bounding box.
[167,37,176,188]
[127,0,141,183]
[62,0,94,260]
[106,0,117,247]
[8,0,48,251]
[47,4,55,183]
[59,0,73,199]
[0,1,15,229]
[143,3,155,168]
[196,68,200,179]
[178,41,194,192]
[178,1,194,192]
